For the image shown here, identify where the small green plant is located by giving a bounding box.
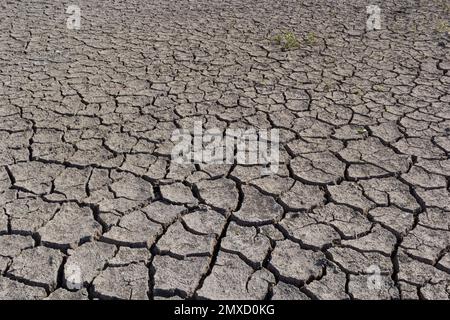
[284,32,300,50]
[272,34,283,45]
[272,31,300,50]
[356,128,367,134]
[436,21,450,33]
[305,32,317,45]
[373,84,386,92]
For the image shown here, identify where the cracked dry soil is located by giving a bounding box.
[0,0,449,300]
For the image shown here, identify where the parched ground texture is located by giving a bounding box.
[0,0,449,300]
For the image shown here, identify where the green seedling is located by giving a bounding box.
[272,34,283,45]
[305,32,317,45]
[373,84,386,92]
[436,21,450,33]
[356,128,367,134]
[283,32,300,49]
[272,31,300,50]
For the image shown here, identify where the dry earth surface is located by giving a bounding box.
[0,0,449,300]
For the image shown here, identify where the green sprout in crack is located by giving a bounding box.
[272,34,283,45]
[373,84,386,92]
[356,128,367,134]
[305,32,317,45]
[272,31,300,50]
[284,32,300,49]
[436,21,450,34]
